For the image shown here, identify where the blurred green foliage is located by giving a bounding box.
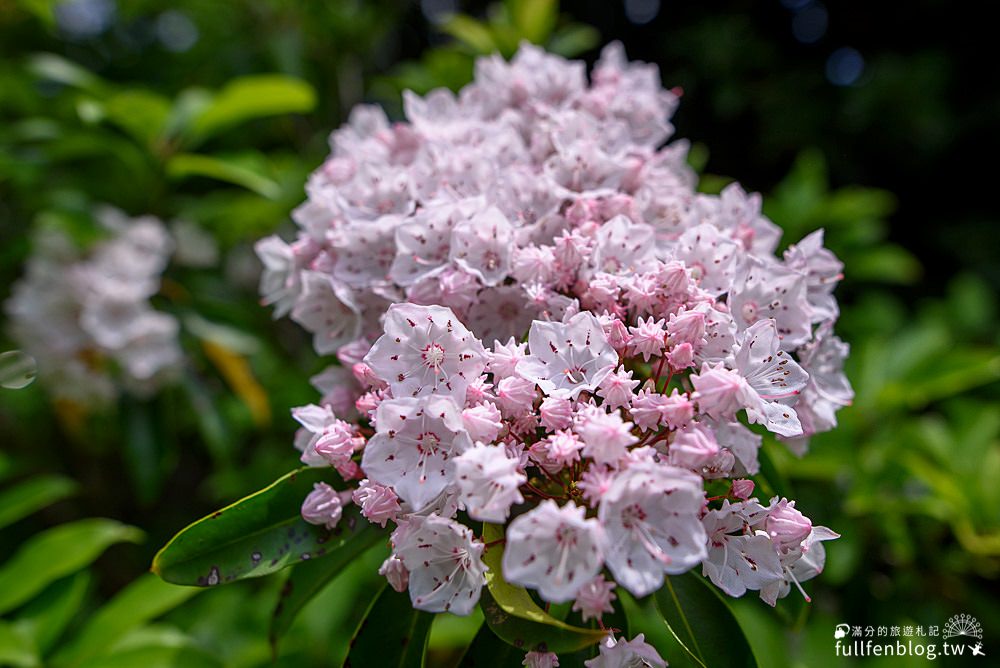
[1,0,997,666]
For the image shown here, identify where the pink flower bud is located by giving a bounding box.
[539,396,573,431]
[668,309,706,346]
[604,317,632,353]
[496,376,537,418]
[462,402,504,443]
[667,341,694,371]
[731,479,755,500]
[669,423,720,469]
[301,482,345,530]
[656,260,690,296]
[523,651,560,668]
[353,478,401,527]
[379,554,409,593]
[765,499,812,552]
[351,362,384,389]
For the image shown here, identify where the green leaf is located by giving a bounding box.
[653,572,758,668]
[478,523,606,653]
[457,622,517,667]
[101,90,172,148]
[76,643,221,668]
[269,527,384,647]
[152,468,370,586]
[0,519,143,616]
[166,153,281,199]
[188,75,316,144]
[851,245,922,284]
[342,584,433,668]
[0,475,78,530]
[27,53,107,95]
[51,574,200,668]
[546,24,601,57]
[0,620,38,668]
[508,0,557,44]
[442,15,498,53]
[13,571,90,655]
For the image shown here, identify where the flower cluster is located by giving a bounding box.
[4,208,182,406]
[269,42,852,663]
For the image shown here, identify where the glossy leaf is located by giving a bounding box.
[654,572,758,668]
[0,519,143,615]
[342,584,433,668]
[152,468,365,586]
[188,75,315,144]
[478,523,606,653]
[51,574,200,668]
[0,475,78,530]
[269,527,384,647]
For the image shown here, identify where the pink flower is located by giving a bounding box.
[539,396,574,431]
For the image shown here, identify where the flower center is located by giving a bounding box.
[421,343,446,372]
[741,301,759,324]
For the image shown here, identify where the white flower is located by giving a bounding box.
[584,633,666,668]
[599,461,707,596]
[365,303,486,400]
[520,311,618,399]
[733,319,810,437]
[452,443,525,522]
[450,207,514,286]
[503,500,604,602]
[393,515,487,615]
[290,271,361,355]
[361,396,472,512]
[729,256,811,349]
[701,500,783,597]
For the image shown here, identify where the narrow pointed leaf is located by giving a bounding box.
[152,468,364,586]
[478,523,606,653]
[269,528,384,647]
[654,572,758,668]
[0,519,143,615]
[342,584,433,668]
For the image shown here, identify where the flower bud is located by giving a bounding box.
[765,499,812,552]
[301,482,345,530]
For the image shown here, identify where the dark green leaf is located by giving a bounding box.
[457,623,517,667]
[152,468,367,586]
[0,475,78,530]
[269,528,384,647]
[654,572,758,668]
[343,584,433,668]
[51,574,199,668]
[0,519,143,615]
[478,523,606,653]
